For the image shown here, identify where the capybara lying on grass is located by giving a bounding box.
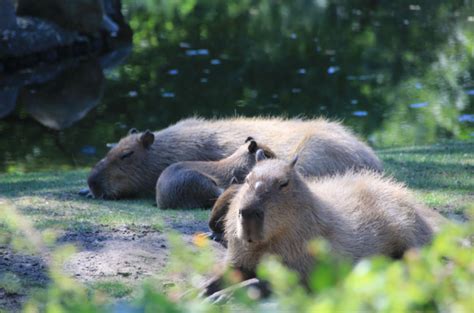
[87,117,382,199]
[155,137,275,209]
[204,151,445,296]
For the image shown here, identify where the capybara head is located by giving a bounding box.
[234,151,302,243]
[87,129,156,199]
[223,137,276,184]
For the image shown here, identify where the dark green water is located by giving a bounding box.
[1,0,473,173]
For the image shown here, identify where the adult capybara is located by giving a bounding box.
[204,151,445,296]
[156,137,276,209]
[87,117,383,199]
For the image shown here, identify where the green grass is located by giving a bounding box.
[0,169,210,232]
[0,140,472,231]
[378,141,474,217]
[91,280,134,298]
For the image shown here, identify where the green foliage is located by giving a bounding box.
[0,272,22,295]
[91,281,134,298]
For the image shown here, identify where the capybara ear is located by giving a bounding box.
[129,128,139,135]
[289,155,299,168]
[245,136,254,143]
[248,140,258,153]
[256,149,267,162]
[140,130,155,149]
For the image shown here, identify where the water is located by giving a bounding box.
[1,0,473,173]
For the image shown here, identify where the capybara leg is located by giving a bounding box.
[206,278,271,303]
[201,267,256,297]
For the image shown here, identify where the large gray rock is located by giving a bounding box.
[0,16,87,59]
[0,0,17,29]
[17,0,104,34]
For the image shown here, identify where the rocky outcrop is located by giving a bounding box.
[16,0,105,34]
[0,0,132,73]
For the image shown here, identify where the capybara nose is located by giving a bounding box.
[239,208,264,220]
[87,173,103,198]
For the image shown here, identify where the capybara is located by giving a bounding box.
[87,117,383,199]
[155,137,276,209]
[204,151,445,296]
[209,183,241,236]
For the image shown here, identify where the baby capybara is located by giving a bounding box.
[87,117,382,199]
[156,137,275,209]
[204,150,445,296]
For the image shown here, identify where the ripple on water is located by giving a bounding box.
[409,102,428,109]
[185,49,209,56]
[162,92,175,98]
[298,68,306,75]
[328,66,340,75]
[353,111,368,117]
[458,114,474,123]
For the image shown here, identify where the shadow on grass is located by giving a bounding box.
[0,171,87,198]
[378,141,474,156]
[384,159,473,192]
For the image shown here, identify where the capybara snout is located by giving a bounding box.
[87,159,106,198]
[239,207,264,220]
[239,206,264,243]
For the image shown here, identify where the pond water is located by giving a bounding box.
[0,0,473,172]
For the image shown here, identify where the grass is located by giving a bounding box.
[378,141,474,218]
[0,169,210,232]
[0,140,472,310]
[1,140,472,230]
[91,280,134,298]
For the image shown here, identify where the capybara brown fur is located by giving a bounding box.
[204,151,445,295]
[87,117,383,199]
[155,138,276,209]
[209,183,241,235]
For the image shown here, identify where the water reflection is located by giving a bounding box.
[0,0,473,172]
[20,60,104,130]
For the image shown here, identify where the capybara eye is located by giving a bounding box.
[120,151,134,160]
[279,180,289,189]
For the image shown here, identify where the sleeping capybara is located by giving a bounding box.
[204,150,445,296]
[87,117,383,199]
[156,137,275,209]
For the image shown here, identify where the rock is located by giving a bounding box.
[0,17,88,60]
[0,0,17,29]
[17,0,104,34]
[117,267,133,277]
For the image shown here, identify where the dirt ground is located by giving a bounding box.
[0,220,226,312]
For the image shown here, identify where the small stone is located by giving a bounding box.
[117,268,132,277]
